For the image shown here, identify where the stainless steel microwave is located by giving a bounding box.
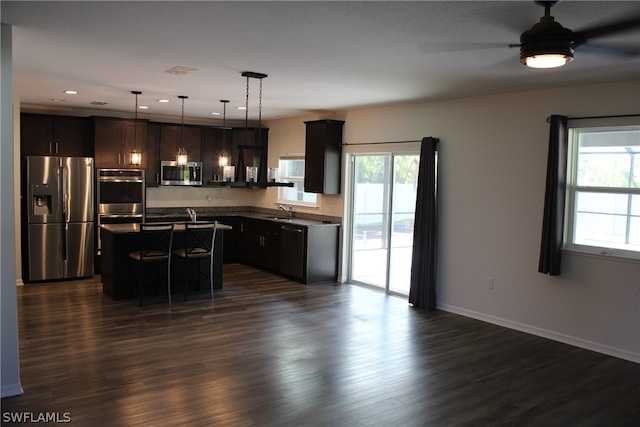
[160,161,202,186]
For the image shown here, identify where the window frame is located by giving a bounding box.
[564,121,640,260]
[276,154,318,208]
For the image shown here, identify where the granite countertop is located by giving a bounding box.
[100,222,233,233]
[145,209,341,227]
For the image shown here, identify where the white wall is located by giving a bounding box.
[262,79,640,363]
[1,23,23,397]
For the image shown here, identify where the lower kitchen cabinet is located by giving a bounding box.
[298,223,340,284]
[246,219,280,272]
[246,218,340,284]
[216,216,246,263]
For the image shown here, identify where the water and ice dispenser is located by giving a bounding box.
[31,184,52,216]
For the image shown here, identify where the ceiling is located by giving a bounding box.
[3,1,640,122]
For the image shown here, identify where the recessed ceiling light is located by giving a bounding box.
[157,99,170,103]
[139,105,149,110]
[90,101,108,106]
[50,98,65,102]
[211,112,221,116]
[237,106,247,110]
[63,90,78,95]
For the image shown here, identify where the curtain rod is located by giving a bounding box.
[548,113,640,122]
[342,139,423,146]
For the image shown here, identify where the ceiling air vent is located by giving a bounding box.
[165,66,198,75]
[91,101,108,106]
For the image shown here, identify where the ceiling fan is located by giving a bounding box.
[511,1,640,68]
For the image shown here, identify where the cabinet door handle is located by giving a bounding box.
[282,226,303,233]
[55,142,59,153]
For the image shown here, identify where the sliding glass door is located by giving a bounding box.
[349,154,419,295]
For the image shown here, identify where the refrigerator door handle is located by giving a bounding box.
[63,223,68,261]
[62,223,68,278]
[61,164,69,222]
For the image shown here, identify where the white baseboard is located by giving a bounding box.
[438,303,640,364]
[15,279,24,286]
[1,383,24,398]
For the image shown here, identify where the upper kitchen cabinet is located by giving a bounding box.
[21,114,92,157]
[201,127,229,184]
[231,127,269,182]
[93,117,148,169]
[145,123,160,186]
[158,124,202,162]
[304,119,344,194]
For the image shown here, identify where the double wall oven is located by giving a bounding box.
[97,169,145,254]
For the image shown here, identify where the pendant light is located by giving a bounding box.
[240,71,267,182]
[130,90,142,166]
[176,95,188,166]
[218,99,229,168]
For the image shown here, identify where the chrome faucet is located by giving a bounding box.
[278,204,293,219]
[186,208,197,222]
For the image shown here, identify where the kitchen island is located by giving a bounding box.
[100,222,231,300]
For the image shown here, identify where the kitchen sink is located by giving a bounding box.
[264,216,291,221]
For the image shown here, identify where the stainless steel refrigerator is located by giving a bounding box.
[26,156,94,281]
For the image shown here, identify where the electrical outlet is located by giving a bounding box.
[487,276,494,290]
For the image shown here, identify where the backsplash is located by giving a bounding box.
[146,186,263,208]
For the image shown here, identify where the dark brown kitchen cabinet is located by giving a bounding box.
[20,114,92,157]
[304,119,344,194]
[245,218,280,272]
[231,127,269,182]
[93,117,148,169]
[201,127,230,184]
[159,124,202,162]
[280,223,339,284]
[145,123,160,186]
[216,215,247,263]
[245,218,339,284]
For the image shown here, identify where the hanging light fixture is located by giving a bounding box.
[218,99,229,168]
[130,90,142,166]
[176,95,188,166]
[240,71,267,182]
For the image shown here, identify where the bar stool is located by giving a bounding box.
[173,221,217,301]
[128,222,175,306]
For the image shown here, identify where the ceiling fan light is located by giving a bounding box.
[525,53,573,68]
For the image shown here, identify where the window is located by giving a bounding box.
[277,156,317,206]
[565,124,640,258]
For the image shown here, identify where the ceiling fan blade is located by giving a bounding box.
[577,42,640,58]
[418,41,507,54]
[575,15,640,42]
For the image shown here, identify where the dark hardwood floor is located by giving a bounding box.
[2,264,640,426]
